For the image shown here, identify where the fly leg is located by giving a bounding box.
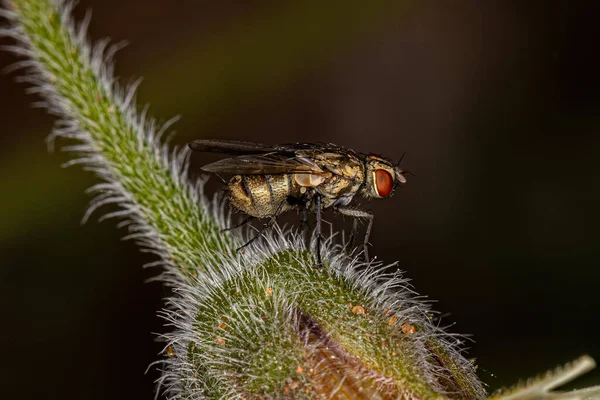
[287,194,312,251]
[336,207,374,262]
[300,207,309,244]
[236,200,286,253]
[314,194,323,268]
[214,173,228,186]
[235,218,275,253]
[347,218,359,249]
[221,214,255,234]
[215,174,230,210]
[217,188,228,211]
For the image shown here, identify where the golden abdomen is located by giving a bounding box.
[227,174,301,218]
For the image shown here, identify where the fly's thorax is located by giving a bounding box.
[307,152,365,208]
[310,152,363,176]
[317,174,360,208]
[227,174,301,218]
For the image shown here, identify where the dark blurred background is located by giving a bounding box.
[1,1,599,398]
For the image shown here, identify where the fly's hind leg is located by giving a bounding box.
[235,218,275,253]
[221,214,255,234]
[236,200,286,254]
[217,187,228,211]
[215,173,230,210]
[336,207,374,262]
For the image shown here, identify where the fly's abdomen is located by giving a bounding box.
[227,174,298,218]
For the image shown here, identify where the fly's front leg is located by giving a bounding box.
[336,207,374,262]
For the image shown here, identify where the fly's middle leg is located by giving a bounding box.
[313,194,323,268]
[299,207,309,245]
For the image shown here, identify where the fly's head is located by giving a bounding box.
[361,154,407,199]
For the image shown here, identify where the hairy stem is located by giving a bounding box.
[4,0,232,284]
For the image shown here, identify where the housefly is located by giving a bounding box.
[188,139,407,265]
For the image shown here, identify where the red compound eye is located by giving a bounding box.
[375,169,393,197]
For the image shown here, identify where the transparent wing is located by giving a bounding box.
[201,154,323,175]
[188,139,297,155]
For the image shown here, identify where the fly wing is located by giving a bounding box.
[188,139,297,155]
[201,154,323,175]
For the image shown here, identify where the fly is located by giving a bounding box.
[188,139,408,266]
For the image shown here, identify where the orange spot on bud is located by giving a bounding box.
[347,302,353,308]
[165,346,176,358]
[218,322,227,330]
[401,323,416,335]
[296,366,304,374]
[215,337,226,346]
[384,308,392,316]
[265,287,273,296]
[284,380,299,395]
[388,315,399,326]
[351,305,365,315]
